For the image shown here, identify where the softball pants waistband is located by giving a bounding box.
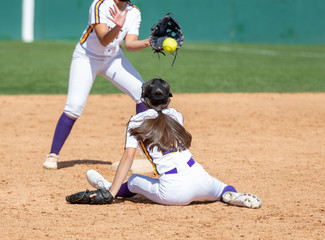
[165,158,195,175]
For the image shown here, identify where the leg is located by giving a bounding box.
[64,54,97,119]
[116,182,137,198]
[44,54,97,169]
[184,163,261,208]
[43,112,77,169]
[101,55,146,113]
[49,113,76,155]
[136,102,147,114]
[127,174,165,204]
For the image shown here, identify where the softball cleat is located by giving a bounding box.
[222,191,262,209]
[86,169,112,190]
[43,153,59,170]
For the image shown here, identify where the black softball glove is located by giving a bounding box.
[66,188,113,205]
[150,13,184,66]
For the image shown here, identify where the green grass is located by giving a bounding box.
[0,41,325,94]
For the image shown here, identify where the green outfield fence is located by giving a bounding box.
[1,0,325,44]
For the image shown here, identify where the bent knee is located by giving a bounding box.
[127,174,138,186]
[64,103,84,118]
[127,174,145,192]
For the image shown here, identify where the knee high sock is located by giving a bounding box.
[50,113,76,155]
[220,185,237,202]
[116,182,136,198]
[136,102,147,114]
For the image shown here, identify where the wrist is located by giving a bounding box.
[145,38,151,47]
[114,24,123,31]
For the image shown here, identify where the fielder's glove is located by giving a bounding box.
[150,13,184,66]
[66,188,113,205]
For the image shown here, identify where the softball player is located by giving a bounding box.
[43,0,150,169]
[86,78,262,208]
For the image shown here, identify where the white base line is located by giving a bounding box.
[22,0,35,43]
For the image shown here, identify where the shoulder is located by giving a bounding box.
[90,0,108,7]
[130,109,157,122]
[89,0,110,12]
[164,108,183,117]
[126,2,141,17]
[127,110,156,129]
[164,108,184,123]
[127,2,141,12]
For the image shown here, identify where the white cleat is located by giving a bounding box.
[86,169,112,190]
[222,191,262,209]
[43,153,59,169]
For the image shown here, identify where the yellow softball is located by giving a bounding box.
[163,38,177,53]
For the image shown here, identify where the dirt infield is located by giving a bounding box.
[0,93,324,240]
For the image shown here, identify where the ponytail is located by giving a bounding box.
[129,111,192,152]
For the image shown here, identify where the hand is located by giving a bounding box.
[146,37,152,47]
[108,4,128,28]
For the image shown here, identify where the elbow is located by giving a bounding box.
[124,45,134,52]
[97,36,110,47]
[98,39,108,47]
[124,41,138,52]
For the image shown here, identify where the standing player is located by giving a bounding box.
[43,0,150,169]
[68,78,262,208]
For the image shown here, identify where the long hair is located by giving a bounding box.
[128,78,192,152]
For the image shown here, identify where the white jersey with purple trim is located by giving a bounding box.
[79,0,141,58]
[125,108,193,175]
[125,108,228,205]
[62,0,144,119]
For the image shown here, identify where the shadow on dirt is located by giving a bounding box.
[58,159,112,169]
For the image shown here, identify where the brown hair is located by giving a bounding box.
[128,78,192,152]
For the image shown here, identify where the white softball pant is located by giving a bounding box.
[127,161,227,206]
[64,51,144,118]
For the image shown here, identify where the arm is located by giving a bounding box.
[94,23,121,47]
[109,147,137,197]
[124,34,151,52]
[94,5,128,47]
